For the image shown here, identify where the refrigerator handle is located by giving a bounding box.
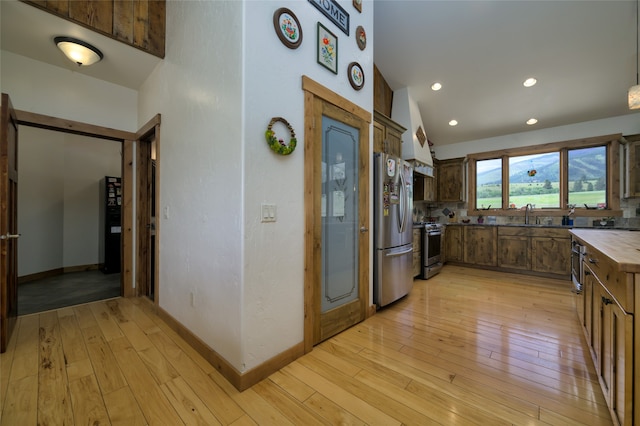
[398,166,407,233]
[385,247,413,257]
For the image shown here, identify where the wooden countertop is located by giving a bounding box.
[570,229,640,273]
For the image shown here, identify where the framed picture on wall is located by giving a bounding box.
[273,8,303,49]
[317,22,338,74]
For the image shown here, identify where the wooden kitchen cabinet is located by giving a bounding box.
[412,228,422,277]
[444,225,463,263]
[531,233,571,276]
[463,226,497,266]
[498,235,531,270]
[572,230,637,426]
[450,226,569,278]
[622,137,640,198]
[437,158,464,202]
[373,111,406,158]
[414,175,436,202]
[590,275,634,426]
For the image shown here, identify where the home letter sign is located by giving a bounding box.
[308,0,349,35]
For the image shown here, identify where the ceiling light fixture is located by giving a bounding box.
[629,0,640,109]
[526,118,538,125]
[54,36,103,66]
[448,119,458,126]
[523,77,537,87]
[431,82,442,91]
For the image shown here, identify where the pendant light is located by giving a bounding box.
[629,0,640,109]
[54,36,103,66]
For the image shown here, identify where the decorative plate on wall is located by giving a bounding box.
[273,8,303,49]
[356,25,366,50]
[347,62,364,90]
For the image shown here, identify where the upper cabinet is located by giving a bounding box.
[373,65,406,158]
[414,174,436,202]
[23,0,166,58]
[622,136,640,198]
[437,158,465,202]
[373,111,406,158]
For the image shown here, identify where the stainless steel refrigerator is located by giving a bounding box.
[373,153,414,307]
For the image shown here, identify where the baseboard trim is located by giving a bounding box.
[139,297,305,391]
[18,264,102,284]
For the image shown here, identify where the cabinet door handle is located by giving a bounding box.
[588,258,598,264]
[584,270,590,276]
[601,296,613,305]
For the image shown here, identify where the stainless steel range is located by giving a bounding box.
[421,223,444,279]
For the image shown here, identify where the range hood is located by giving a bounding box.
[391,87,434,176]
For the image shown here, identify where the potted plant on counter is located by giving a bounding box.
[477,214,484,224]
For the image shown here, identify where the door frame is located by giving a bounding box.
[302,76,372,351]
[5,109,160,300]
[1,93,19,352]
[135,116,160,303]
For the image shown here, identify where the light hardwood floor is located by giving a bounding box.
[0,266,612,425]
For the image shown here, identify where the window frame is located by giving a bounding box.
[467,134,621,217]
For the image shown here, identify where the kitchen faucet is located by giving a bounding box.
[525,203,533,225]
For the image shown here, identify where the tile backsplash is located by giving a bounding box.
[414,199,640,229]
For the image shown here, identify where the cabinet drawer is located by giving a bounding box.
[584,248,634,313]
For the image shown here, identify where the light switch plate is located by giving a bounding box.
[261,204,277,222]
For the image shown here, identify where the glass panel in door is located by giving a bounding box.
[321,116,359,313]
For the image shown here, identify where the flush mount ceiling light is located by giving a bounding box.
[448,119,458,126]
[526,118,538,125]
[523,77,537,87]
[431,82,442,91]
[630,0,640,109]
[54,36,103,66]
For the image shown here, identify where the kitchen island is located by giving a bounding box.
[569,229,640,426]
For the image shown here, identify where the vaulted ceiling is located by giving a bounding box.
[3,1,639,147]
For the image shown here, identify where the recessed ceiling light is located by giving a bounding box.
[431,82,442,91]
[526,118,538,125]
[449,119,458,126]
[523,77,537,87]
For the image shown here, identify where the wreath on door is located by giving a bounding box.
[265,117,297,155]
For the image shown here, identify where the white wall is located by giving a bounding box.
[242,1,373,370]
[1,51,138,131]
[138,0,373,373]
[1,51,136,276]
[17,127,122,276]
[138,0,245,368]
[434,113,640,159]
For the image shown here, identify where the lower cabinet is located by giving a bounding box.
[446,225,570,278]
[590,275,634,426]
[498,235,531,270]
[412,228,422,277]
[463,226,497,266]
[532,236,571,275]
[579,246,635,426]
[444,225,463,263]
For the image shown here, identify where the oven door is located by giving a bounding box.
[424,229,442,266]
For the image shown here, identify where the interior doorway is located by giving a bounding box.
[135,120,159,302]
[302,77,372,351]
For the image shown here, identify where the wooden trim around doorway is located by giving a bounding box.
[14,110,137,298]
